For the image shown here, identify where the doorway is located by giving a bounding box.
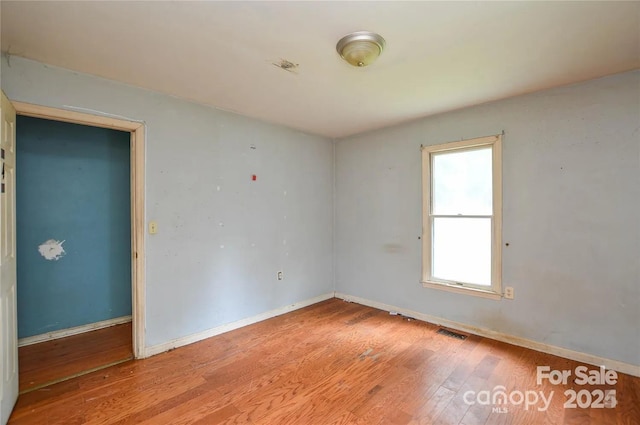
[17,116,132,391]
[12,102,145,392]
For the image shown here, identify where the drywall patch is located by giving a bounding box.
[272,58,299,73]
[38,239,66,261]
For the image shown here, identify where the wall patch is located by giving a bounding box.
[272,58,299,73]
[38,239,66,261]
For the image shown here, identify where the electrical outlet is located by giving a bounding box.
[149,221,158,234]
[504,286,514,299]
[277,271,283,281]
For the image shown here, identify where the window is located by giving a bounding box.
[421,134,502,299]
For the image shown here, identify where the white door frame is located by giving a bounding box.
[12,101,146,359]
[1,91,19,425]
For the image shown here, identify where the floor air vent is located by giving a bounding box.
[437,328,467,340]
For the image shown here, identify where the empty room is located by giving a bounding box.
[0,2,638,425]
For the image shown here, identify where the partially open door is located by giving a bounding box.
[0,91,18,424]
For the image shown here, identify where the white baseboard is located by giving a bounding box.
[144,292,335,358]
[18,315,132,347]
[335,292,640,378]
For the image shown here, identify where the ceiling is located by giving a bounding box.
[1,1,639,139]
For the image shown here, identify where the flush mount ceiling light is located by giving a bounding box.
[336,31,386,67]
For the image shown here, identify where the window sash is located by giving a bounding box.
[429,215,493,289]
[430,145,493,216]
[421,134,502,297]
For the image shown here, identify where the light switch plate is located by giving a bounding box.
[149,221,158,234]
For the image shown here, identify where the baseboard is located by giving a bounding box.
[144,292,335,358]
[335,292,640,378]
[18,315,132,347]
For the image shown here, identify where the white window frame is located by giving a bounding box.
[421,134,502,300]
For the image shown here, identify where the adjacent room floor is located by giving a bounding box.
[9,299,640,424]
[18,323,133,394]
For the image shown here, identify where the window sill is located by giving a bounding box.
[421,281,502,300]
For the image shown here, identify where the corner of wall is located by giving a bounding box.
[331,138,338,293]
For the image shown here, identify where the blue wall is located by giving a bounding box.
[335,71,640,366]
[3,56,334,352]
[16,116,131,338]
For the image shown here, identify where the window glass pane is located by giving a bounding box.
[432,147,492,215]
[432,217,491,286]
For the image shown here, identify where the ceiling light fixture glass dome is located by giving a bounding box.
[336,31,386,67]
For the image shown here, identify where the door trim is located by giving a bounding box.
[12,101,146,359]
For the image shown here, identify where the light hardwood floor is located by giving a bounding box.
[18,322,133,393]
[9,299,640,424]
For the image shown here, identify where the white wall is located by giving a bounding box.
[336,70,640,366]
[2,55,334,349]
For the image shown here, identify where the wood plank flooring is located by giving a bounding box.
[9,299,640,424]
[18,322,133,393]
